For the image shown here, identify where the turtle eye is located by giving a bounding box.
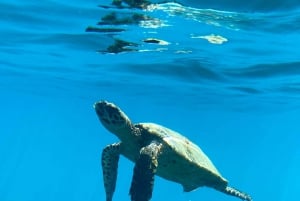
[112,114,120,121]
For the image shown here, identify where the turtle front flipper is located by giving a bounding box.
[102,143,121,201]
[129,142,162,201]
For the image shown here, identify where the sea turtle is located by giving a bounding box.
[94,100,252,201]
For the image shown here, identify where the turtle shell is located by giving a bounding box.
[135,122,228,192]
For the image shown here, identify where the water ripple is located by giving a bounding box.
[123,58,225,83]
[224,62,300,79]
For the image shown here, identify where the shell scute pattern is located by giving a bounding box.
[137,123,221,175]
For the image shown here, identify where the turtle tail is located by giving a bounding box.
[220,186,252,201]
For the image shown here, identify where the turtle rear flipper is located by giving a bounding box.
[102,143,121,201]
[129,142,162,201]
[221,186,253,201]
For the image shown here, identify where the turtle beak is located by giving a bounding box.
[93,101,100,110]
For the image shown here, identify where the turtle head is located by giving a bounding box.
[94,100,134,139]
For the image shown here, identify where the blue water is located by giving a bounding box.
[1,0,299,201]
